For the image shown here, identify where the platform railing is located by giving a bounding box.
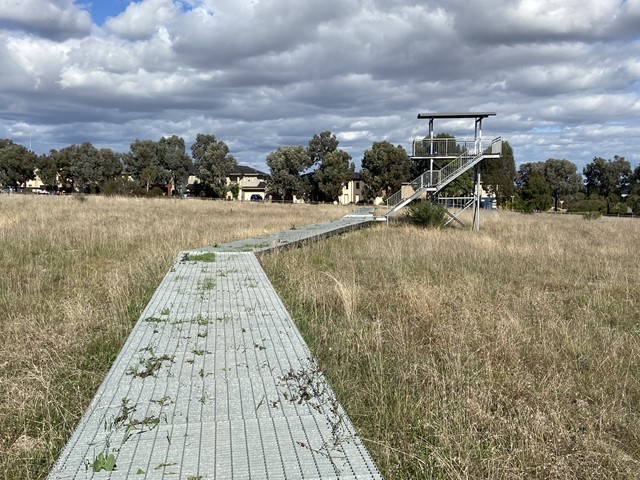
[412,138,478,158]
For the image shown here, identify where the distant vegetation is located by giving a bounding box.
[515,156,638,215]
[262,211,640,478]
[1,134,638,213]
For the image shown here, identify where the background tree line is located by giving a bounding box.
[0,134,237,197]
[1,132,638,212]
[516,155,638,214]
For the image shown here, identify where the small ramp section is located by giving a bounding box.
[48,211,381,480]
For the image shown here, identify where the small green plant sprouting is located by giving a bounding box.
[136,468,146,474]
[127,354,175,378]
[197,330,208,338]
[92,452,116,472]
[123,413,166,442]
[144,316,164,323]
[187,476,203,480]
[192,348,210,356]
[278,358,353,467]
[154,462,178,470]
[240,241,270,251]
[182,252,216,262]
[194,315,210,326]
[197,278,215,299]
[111,397,136,429]
[160,307,170,316]
[199,278,215,291]
[150,396,173,407]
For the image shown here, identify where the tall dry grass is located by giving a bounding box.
[0,194,351,479]
[262,211,640,479]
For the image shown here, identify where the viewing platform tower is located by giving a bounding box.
[385,112,502,230]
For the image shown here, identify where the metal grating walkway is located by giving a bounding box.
[48,209,381,479]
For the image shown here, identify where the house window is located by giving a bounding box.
[355,182,360,189]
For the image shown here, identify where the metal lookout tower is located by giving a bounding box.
[385,112,502,230]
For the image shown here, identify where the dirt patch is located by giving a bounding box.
[9,434,43,455]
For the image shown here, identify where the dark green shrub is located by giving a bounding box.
[147,186,164,197]
[582,211,601,220]
[627,195,640,215]
[102,177,145,197]
[608,202,629,215]
[565,193,607,213]
[405,201,447,228]
[229,183,240,200]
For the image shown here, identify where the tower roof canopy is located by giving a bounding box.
[417,112,496,120]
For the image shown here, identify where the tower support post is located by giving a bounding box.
[473,164,482,231]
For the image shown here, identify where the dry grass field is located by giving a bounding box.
[0,194,351,480]
[262,212,640,479]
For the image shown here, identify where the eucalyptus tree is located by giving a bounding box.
[191,133,237,197]
[361,141,411,200]
[266,145,311,201]
[70,143,122,192]
[307,131,339,168]
[0,139,36,188]
[314,150,355,202]
[583,155,631,214]
[482,140,516,205]
[543,158,582,211]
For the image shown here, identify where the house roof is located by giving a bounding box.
[231,165,267,176]
[241,181,267,191]
[301,171,362,181]
[189,164,267,177]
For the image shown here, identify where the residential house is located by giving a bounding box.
[187,165,268,200]
[339,172,364,205]
[24,173,45,190]
[186,165,200,194]
[226,165,268,201]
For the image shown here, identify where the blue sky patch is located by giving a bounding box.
[86,0,130,25]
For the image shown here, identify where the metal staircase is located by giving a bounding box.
[385,136,501,217]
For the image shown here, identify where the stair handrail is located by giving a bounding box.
[386,137,502,212]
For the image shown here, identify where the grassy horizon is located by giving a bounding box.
[0,195,351,479]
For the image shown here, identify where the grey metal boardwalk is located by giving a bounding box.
[48,209,381,479]
[193,208,376,254]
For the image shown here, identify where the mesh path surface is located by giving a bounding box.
[48,209,382,479]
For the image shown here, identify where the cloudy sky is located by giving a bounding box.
[1,0,639,172]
